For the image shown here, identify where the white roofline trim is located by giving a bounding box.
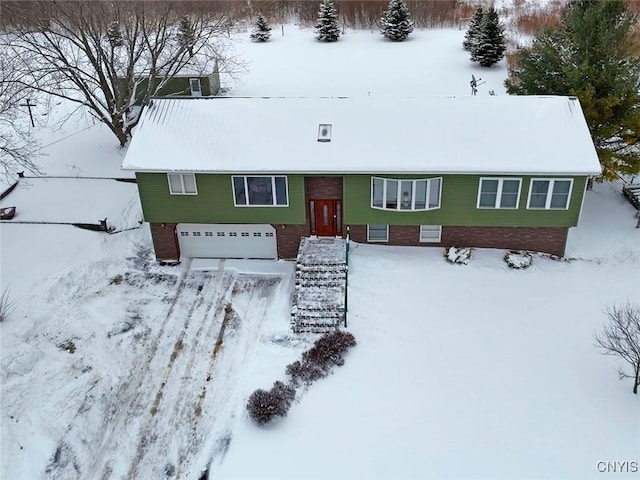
[128,168,601,176]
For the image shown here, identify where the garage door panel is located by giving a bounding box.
[177,224,277,259]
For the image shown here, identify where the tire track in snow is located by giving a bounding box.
[86,263,226,479]
[101,271,219,479]
[176,275,282,478]
[124,267,237,479]
[45,260,195,480]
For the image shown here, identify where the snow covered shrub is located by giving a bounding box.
[247,381,296,425]
[250,14,272,42]
[504,250,533,269]
[287,330,357,386]
[311,330,357,367]
[285,359,325,386]
[315,0,340,42]
[379,0,414,41]
[444,247,473,265]
[462,7,483,52]
[470,6,506,67]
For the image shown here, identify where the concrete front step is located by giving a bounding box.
[294,324,340,334]
[295,313,344,321]
[293,286,344,304]
[292,236,348,333]
[296,274,345,283]
[296,279,344,288]
[296,264,347,272]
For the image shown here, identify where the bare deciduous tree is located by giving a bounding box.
[3,1,245,147]
[595,302,640,394]
[0,49,41,180]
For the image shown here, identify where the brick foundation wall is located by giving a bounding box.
[274,224,310,259]
[305,177,343,199]
[150,223,180,260]
[347,225,368,243]
[150,221,568,261]
[443,226,567,256]
[347,224,568,256]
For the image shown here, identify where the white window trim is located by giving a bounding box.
[371,177,442,212]
[476,177,522,209]
[367,224,389,243]
[167,173,197,195]
[231,175,289,207]
[526,178,574,210]
[419,225,442,243]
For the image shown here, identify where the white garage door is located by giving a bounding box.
[177,224,277,259]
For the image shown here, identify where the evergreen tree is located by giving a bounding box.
[470,6,505,67]
[106,21,124,48]
[379,0,414,42]
[250,14,272,42]
[315,0,340,42]
[462,7,483,52]
[505,0,640,179]
[177,15,195,55]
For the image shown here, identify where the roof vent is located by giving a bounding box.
[318,124,332,142]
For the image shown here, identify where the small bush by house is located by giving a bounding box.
[287,330,357,386]
[250,330,356,426]
[445,247,473,265]
[246,380,296,425]
[504,250,533,269]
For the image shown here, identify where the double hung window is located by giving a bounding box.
[527,179,572,210]
[477,178,521,209]
[167,173,197,195]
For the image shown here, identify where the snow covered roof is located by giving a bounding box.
[122,96,602,175]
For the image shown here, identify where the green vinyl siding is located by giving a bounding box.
[137,172,587,228]
[136,173,306,224]
[122,76,217,105]
[155,76,215,97]
[343,174,586,227]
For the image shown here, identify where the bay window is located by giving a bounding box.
[371,177,441,211]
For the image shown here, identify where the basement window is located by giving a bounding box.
[367,224,389,243]
[419,225,442,243]
[318,124,332,142]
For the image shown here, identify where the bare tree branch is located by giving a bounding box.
[2,0,246,148]
[0,49,42,180]
[595,302,640,394]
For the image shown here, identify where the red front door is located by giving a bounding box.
[310,199,342,236]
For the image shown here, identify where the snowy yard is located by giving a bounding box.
[1,24,639,480]
[217,181,640,480]
[228,25,508,97]
[0,177,141,230]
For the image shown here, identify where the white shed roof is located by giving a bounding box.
[121,96,602,175]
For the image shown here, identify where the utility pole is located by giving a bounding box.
[19,98,36,127]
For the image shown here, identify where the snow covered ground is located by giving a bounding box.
[226,25,507,97]
[0,177,141,230]
[1,25,638,480]
[217,181,640,480]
